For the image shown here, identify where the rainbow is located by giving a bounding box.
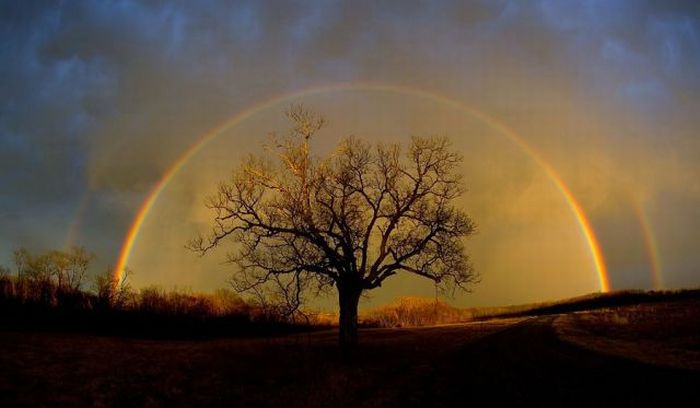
[63,191,91,250]
[631,198,663,289]
[114,82,611,292]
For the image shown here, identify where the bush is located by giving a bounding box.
[363,297,469,328]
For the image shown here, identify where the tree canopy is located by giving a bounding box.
[190,106,478,345]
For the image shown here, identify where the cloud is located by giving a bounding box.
[1,1,699,304]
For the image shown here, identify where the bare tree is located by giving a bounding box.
[13,247,93,291]
[190,106,478,346]
[0,264,9,279]
[53,247,94,291]
[94,267,133,309]
[14,248,36,282]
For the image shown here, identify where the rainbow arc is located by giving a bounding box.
[114,83,611,292]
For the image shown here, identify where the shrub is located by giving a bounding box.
[363,296,469,328]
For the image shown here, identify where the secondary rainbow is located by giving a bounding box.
[631,198,663,289]
[63,191,91,251]
[114,82,611,292]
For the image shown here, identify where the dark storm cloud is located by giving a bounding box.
[1,0,698,293]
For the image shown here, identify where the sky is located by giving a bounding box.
[1,0,699,310]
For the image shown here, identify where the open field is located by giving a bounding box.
[2,305,699,407]
[0,319,519,407]
[555,298,700,371]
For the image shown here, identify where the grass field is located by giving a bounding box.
[0,319,520,406]
[555,298,700,371]
[2,289,699,406]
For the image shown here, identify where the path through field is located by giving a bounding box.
[393,316,700,407]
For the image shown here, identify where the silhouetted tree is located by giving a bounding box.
[0,265,10,301]
[190,106,478,346]
[0,264,9,278]
[13,247,93,291]
[94,267,133,309]
[13,248,33,281]
[56,247,94,291]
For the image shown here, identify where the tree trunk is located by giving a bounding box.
[338,285,362,348]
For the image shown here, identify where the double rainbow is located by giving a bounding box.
[113,82,611,292]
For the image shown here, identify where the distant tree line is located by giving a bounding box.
[0,247,328,338]
[0,247,483,336]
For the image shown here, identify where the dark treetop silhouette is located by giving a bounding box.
[189,106,478,346]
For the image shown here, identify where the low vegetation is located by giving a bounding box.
[467,288,700,320]
[362,296,471,328]
[555,298,700,370]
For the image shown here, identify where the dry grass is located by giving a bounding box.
[554,299,700,371]
[362,296,471,328]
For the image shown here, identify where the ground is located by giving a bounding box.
[555,299,700,371]
[1,310,698,407]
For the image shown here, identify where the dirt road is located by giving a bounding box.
[394,316,700,407]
